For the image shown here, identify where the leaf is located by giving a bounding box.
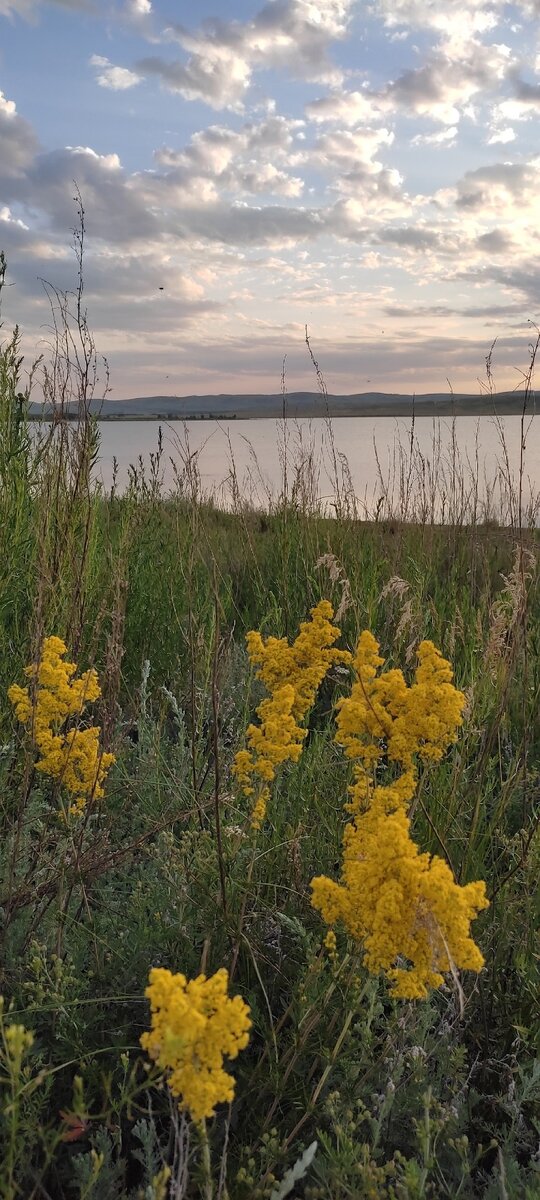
[275,911,309,944]
[269,1140,318,1200]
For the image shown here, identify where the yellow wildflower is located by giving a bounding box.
[324,929,338,961]
[312,789,488,999]
[233,601,350,827]
[335,634,466,821]
[140,967,251,1123]
[8,636,114,815]
[336,633,466,781]
[250,788,269,831]
[3,1021,35,1063]
[311,630,487,999]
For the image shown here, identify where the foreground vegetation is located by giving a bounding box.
[0,249,539,1198]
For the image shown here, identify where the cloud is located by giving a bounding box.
[151,116,305,200]
[125,0,151,14]
[372,0,502,45]
[476,228,514,254]
[132,0,356,109]
[0,0,89,15]
[384,42,513,124]
[0,205,29,231]
[487,126,516,143]
[12,145,159,246]
[90,54,140,90]
[452,160,540,214]
[300,126,409,213]
[3,0,540,400]
[305,89,385,125]
[167,200,326,246]
[411,125,458,146]
[0,92,40,188]
[135,52,251,110]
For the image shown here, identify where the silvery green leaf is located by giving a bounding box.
[269,1140,318,1200]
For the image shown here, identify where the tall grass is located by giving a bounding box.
[0,247,539,1199]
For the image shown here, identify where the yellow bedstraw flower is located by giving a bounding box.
[311,788,488,999]
[8,636,114,815]
[335,633,466,781]
[140,967,251,1123]
[233,601,350,828]
[311,632,488,999]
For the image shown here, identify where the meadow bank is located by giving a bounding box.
[1,273,539,1199]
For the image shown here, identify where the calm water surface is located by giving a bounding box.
[94,415,540,522]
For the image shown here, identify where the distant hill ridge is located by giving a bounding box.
[28,390,535,420]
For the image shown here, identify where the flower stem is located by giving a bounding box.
[199,1119,214,1200]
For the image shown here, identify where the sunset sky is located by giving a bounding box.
[1,0,540,399]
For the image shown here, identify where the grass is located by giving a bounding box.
[0,246,539,1199]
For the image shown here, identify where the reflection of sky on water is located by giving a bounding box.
[91,414,539,524]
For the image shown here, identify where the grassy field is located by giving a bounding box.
[1,260,539,1199]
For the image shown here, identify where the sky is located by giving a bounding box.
[1,0,540,399]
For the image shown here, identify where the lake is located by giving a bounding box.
[93,414,540,523]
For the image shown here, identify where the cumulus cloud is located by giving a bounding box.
[13,145,159,246]
[132,0,356,109]
[305,89,385,125]
[452,160,540,215]
[0,91,40,188]
[90,55,140,90]
[373,0,503,45]
[150,117,306,201]
[384,41,513,124]
[3,0,540,397]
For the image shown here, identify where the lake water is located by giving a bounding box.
[94,414,540,523]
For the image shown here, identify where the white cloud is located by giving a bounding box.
[90,55,140,91]
[305,89,385,125]
[0,91,16,117]
[0,90,39,185]
[133,0,356,109]
[66,146,122,170]
[487,126,516,143]
[0,205,29,229]
[151,116,305,201]
[411,125,458,145]
[372,0,503,46]
[451,160,540,218]
[126,0,151,14]
[384,42,513,124]
[3,0,540,398]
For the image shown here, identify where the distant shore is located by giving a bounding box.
[27,389,536,422]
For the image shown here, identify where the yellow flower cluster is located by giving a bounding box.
[311,632,489,999]
[8,636,114,816]
[233,601,350,828]
[335,632,466,783]
[140,966,251,1123]
[3,1021,34,1059]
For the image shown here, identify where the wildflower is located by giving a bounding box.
[311,631,488,999]
[8,636,114,815]
[335,633,466,784]
[233,601,350,827]
[0,998,35,1075]
[311,791,488,999]
[3,1021,34,1063]
[324,929,338,961]
[140,966,251,1123]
